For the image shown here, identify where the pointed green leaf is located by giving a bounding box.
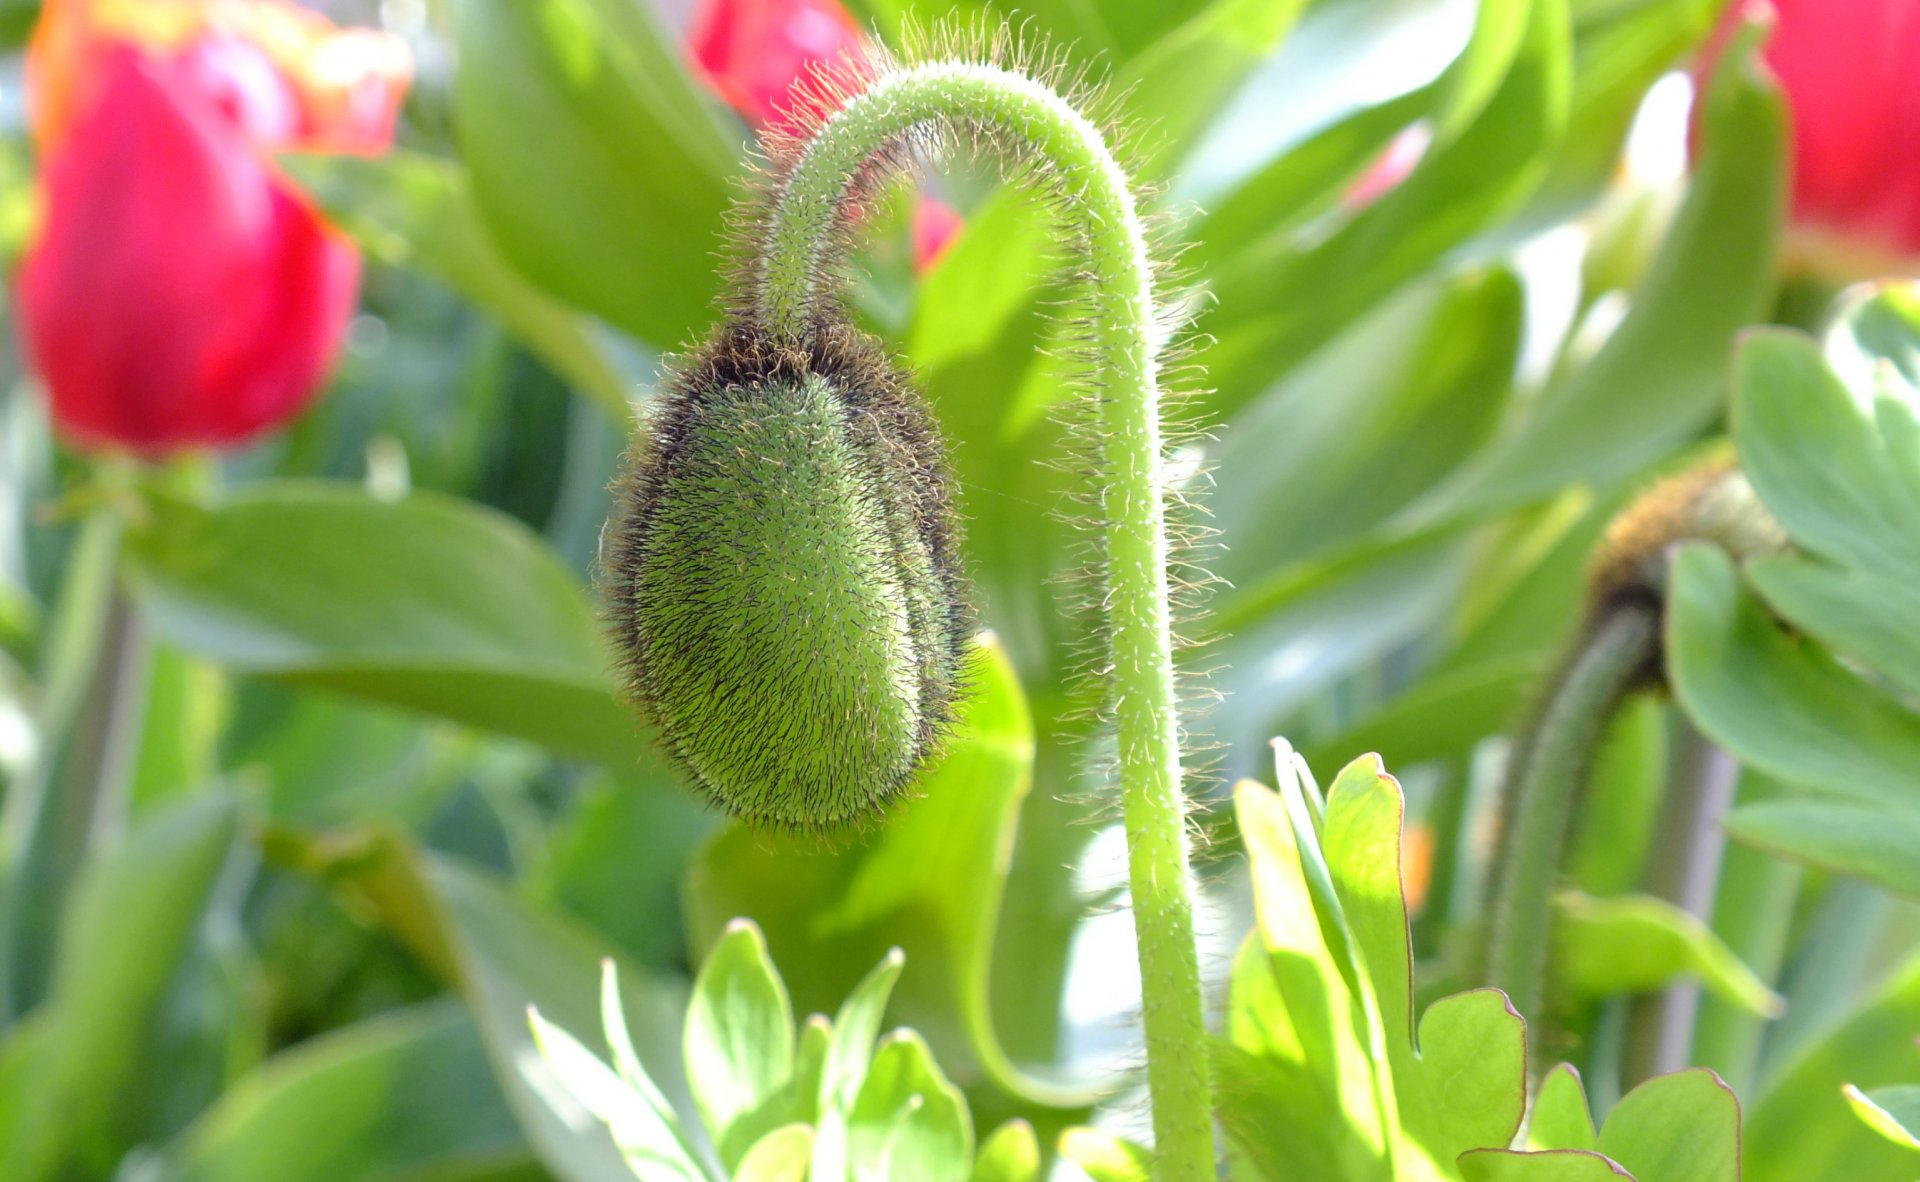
[685,920,795,1169]
[1844,1084,1920,1153]
[1595,1069,1739,1182]
[1747,955,1920,1182]
[970,1120,1041,1182]
[821,949,904,1116]
[734,1124,814,1182]
[846,1031,971,1182]
[1528,1065,1598,1152]
[1056,1128,1152,1182]
[1553,891,1783,1016]
[528,1007,707,1182]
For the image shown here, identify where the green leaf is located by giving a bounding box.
[685,920,796,1170]
[970,1120,1041,1182]
[526,1005,706,1182]
[1747,955,1920,1182]
[1114,0,1308,176]
[1320,754,1528,1169]
[286,152,637,425]
[126,483,655,772]
[821,949,905,1115]
[734,1124,814,1182]
[1441,12,1783,511]
[1527,1064,1598,1152]
[1209,270,1520,585]
[846,1030,972,1182]
[1747,556,1920,699]
[1552,891,1783,1016]
[682,636,1099,1108]
[1594,1070,1738,1182]
[1458,1149,1634,1180]
[450,0,740,346]
[1723,798,1920,897]
[0,793,238,1182]
[1055,1128,1152,1182]
[1735,326,1920,585]
[1199,0,1569,416]
[154,1003,532,1182]
[1845,1085,1920,1153]
[1667,545,1920,808]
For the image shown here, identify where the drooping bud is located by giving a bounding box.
[606,320,969,830]
[1586,456,1789,621]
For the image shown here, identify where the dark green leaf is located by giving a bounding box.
[126,483,656,772]
[450,0,740,346]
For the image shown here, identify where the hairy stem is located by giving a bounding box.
[1486,605,1659,1023]
[760,62,1212,1178]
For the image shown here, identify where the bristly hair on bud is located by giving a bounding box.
[1585,454,1789,639]
[604,319,970,833]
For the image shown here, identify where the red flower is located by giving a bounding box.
[19,0,409,454]
[688,0,864,127]
[913,195,962,274]
[1703,0,1920,275]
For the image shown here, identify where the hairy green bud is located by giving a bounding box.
[606,321,969,830]
[1587,456,1789,620]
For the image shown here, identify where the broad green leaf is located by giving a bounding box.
[155,1003,532,1182]
[734,1124,813,1182]
[1724,798,1920,897]
[1199,0,1568,416]
[1845,1085,1920,1153]
[1667,545,1920,806]
[1747,557,1920,699]
[1440,13,1783,511]
[1735,327,1920,585]
[1055,1128,1151,1182]
[846,1031,972,1182]
[682,637,1099,1108]
[287,152,636,425]
[450,0,739,346]
[1528,1064,1598,1152]
[971,1120,1041,1182]
[0,793,238,1182]
[1459,1149,1634,1180]
[1410,990,1529,1162]
[1595,1070,1738,1182]
[126,483,655,772]
[686,921,797,1169]
[1748,955,1920,1182]
[821,949,905,1114]
[1552,891,1783,1016]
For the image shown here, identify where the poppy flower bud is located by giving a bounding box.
[606,322,969,829]
[1587,458,1788,621]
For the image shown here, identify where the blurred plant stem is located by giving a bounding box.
[1622,724,1739,1085]
[1691,831,1802,1094]
[1486,605,1659,1025]
[761,62,1212,1178]
[0,507,150,1018]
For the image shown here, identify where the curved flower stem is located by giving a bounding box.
[1486,604,1659,1024]
[760,62,1211,1178]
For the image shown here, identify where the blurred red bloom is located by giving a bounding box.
[1703,0,1920,275]
[913,195,962,274]
[688,0,864,126]
[19,0,409,454]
